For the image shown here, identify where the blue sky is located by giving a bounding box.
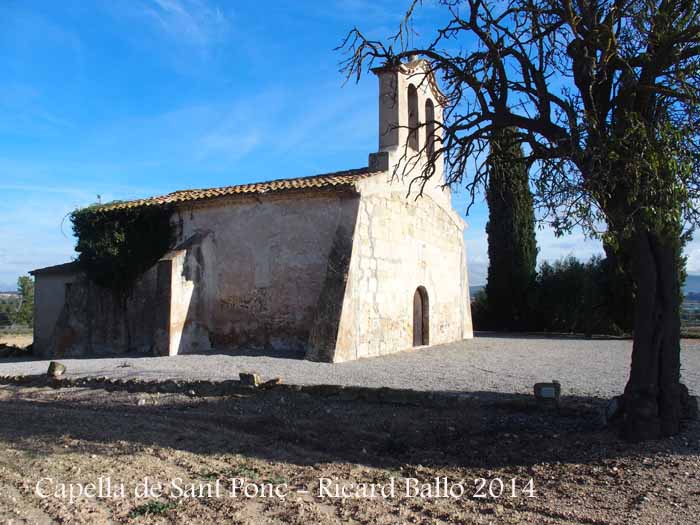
[1,0,697,291]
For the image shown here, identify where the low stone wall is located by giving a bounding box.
[0,373,486,409]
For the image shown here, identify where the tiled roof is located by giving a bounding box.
[97,167,375,212]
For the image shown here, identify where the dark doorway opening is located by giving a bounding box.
[413,286,429,346]
[407,84,419,150]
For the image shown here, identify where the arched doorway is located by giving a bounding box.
[413,286,429,346]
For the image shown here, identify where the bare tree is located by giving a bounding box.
[340,0,700,440]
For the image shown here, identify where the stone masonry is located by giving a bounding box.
[31,58,473,362]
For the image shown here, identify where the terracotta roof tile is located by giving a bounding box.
[97,167,374,212]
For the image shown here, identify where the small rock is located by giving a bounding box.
[239,372,261,387]
[137,398,147,406]
[534,381,560,409]
[47,361,66,378]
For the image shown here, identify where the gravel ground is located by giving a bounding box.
[2,335,698,398]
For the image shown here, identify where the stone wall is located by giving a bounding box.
[33,191,362,359]
[328,177,473,362]
[33,56,473,362]
[173,190,361,355]
[33,272,77,356]
[153,233,213,356]
[39,268,160,358]
[34,177,471,361]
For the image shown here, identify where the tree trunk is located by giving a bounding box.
[623,229,683,441]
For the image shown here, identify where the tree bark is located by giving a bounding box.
[623,229,683,441]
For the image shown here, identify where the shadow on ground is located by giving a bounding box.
[474,331,632,341]
[1,384,697,472]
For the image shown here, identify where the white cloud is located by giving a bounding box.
[465,225,605,286]
[0,83,73,136]
[534,228,603,264]
[99,0,231,70]
[144,0,229,49]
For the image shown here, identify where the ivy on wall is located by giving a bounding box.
[70,204,176,294]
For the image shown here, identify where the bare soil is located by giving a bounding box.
[0,384,698,524]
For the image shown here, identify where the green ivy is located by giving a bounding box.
[70,203,175,294]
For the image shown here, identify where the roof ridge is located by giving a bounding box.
[93,166,378,212]
[166,166,371,196]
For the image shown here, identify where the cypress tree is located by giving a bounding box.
[484,128,537,330]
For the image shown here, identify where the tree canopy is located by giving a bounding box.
[12,276,33,327]
[70,204,175,295]
[341,0,700,239]
[484,129,538,330]
[340,0,700,439]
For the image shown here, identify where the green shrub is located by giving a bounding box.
[470,289,491,330]
[128,500,176,518]
[70,204,175,294]
[0,277,33,328]
[14,276,34,327]
[473,255,634,336]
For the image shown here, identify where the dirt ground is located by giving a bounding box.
[0,384,698,524]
